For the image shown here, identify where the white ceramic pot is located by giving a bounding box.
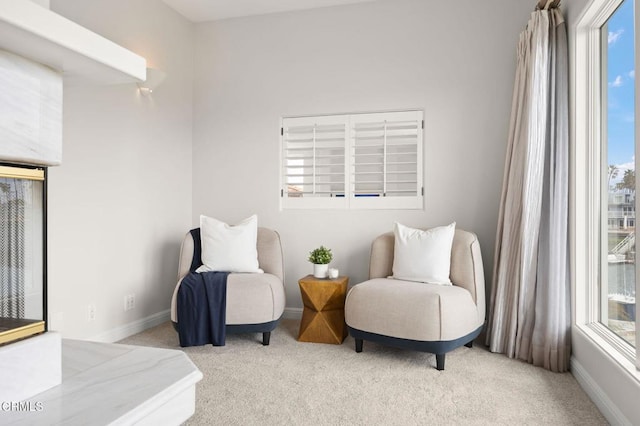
[313,264,328,278]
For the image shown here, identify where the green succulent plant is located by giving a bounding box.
[308,246,332,264]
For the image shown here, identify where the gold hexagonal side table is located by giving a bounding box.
[297,275,349,344]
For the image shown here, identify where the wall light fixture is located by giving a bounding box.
[137,67,166,96]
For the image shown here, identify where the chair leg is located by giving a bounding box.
[465,341,473,348]
[355,339,363,353]
[436,354,445,371]
[262,332,271,346]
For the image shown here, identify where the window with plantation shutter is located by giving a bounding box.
[350,111,423,209]
[281,115,348,209]
[281,110,423,210]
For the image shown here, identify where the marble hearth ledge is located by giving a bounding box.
[3,339,202,425]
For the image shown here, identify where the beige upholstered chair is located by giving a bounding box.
[345,229,485,370]
[171,227,286,345]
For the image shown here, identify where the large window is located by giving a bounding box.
[602,0,636,348]
[575,0,639,369]
[281,110,424,210]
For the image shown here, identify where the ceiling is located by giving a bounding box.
[161,0,379,23]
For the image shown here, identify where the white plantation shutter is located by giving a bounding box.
[281,115,348,209]
[280,110,423,210]
[350,111,423,209]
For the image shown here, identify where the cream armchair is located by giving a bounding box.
[171,227,286,345]
[345,229,485,370]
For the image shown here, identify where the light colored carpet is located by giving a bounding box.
[119,319,607,425]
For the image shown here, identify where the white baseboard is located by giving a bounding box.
[283,307,302,320]
[571,356,631,426]
[88,307,301,343]
[89,310,171,343]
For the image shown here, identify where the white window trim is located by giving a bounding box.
[280,110,424,210]
[573,0,640,373]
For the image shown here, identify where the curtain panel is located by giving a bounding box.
[486,7,570,372]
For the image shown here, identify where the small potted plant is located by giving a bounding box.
[308,246,332,278]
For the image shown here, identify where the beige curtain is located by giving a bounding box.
[486,6,570,372]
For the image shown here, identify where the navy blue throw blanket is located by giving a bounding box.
[188,228,203,273]
[177,228,229,347]
[177,271,229,347]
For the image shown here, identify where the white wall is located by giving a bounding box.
[47,0,194,339]
[566,0,640,424]
[35,0,640,421]
[192,0,532,311]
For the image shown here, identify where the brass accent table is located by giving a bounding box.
[298,275,348,344]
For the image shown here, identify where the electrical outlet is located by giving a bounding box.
[88,304,96,321]
[124,294,135,311]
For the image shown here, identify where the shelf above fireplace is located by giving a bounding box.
[0,0,146,86]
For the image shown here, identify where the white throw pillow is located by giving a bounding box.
[196,214,263,274]
[392,222,456,285]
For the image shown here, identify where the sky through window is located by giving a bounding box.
[607,0,635,178]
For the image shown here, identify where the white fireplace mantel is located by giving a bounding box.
[0,0,146,86]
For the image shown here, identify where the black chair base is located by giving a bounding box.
[349,326,482,370]
[172,317,281,346]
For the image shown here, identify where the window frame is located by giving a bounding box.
[574,0,640,371]
[280,110,424,210]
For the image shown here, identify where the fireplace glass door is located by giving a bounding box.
[0,165,45,345]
